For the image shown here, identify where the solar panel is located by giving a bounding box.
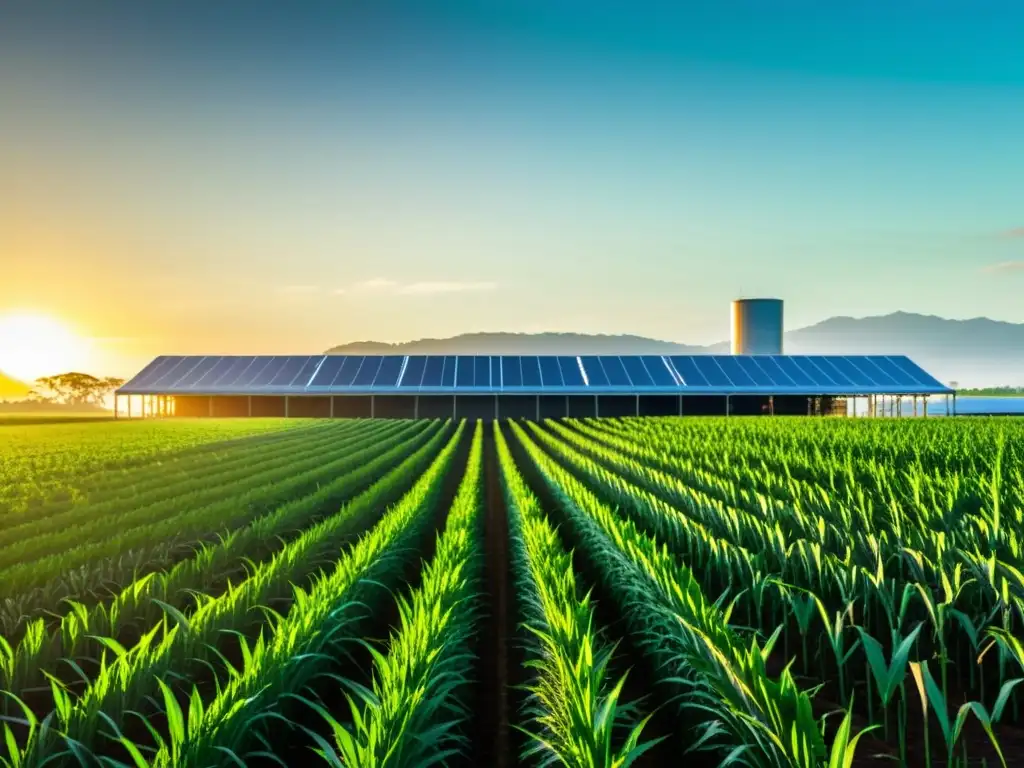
[733,356,775,387]
[209,357,256,388]
[601,357,632,386]
[690,357,733,387]
[353,357,383,386]
[148,357,196,389]
[770,356,814,387]
[753,356,798,387]
[559,356,585,387]
[399,356,427,387]
[808,357,854,388]
[331,356,364,386]
[233,357,273,387]
[192,357,236,388]
[538,357,563,387]
[641,357,677,387]
[864,356,916,388]
[119,353,951,396]
[619,356,652,387]
[269,357,310,387]
[887,356,944,388]
[293,357,324,387]
[440,356,457,387]
[420,356,444,387]
[668,356,708,387]
[309,356,345,387]
[713,356,757,387]
[250,357,287,387]
[373,356,404,387]
[474,356,491,388]
[579,356,609,387]
[825,356,879,387]
[793,357,837,387]
[521,357,542,387]
[175,358,223,389]
[501,356,523,387]
[456,356,475,387]
[123,357,168,389]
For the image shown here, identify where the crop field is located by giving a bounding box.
[1,415,1023,767]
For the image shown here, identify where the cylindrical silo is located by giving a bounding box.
[731,298,784,355]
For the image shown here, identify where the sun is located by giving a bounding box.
[0,312,90,383]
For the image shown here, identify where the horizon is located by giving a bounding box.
[3,2,1024,381]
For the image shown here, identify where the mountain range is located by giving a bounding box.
[327,312,1024,387]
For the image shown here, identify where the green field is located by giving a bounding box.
[1,416,1023,767]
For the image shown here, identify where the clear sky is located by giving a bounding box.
[2,0,1023,378]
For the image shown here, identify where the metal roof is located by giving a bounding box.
[117,354,953,396]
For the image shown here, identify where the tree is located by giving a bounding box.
[33,373,125,406]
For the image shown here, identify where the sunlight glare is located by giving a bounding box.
[0,312,90,382]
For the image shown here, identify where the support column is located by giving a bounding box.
[249,395,253,418]
[370,396,374,419]
[727,395,732,417]
[412,396,417,420]
[769,395,775,416]
[114,395,119,420]
[535,395,540,422]
[594,395,599,418]
[678,395,683,416]
[952,392,956,416]
[635,394,640,418]
[454,395,457,421]
[208,396,214,418]
[496,395,500,421]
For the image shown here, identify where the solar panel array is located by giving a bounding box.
[118,354,952,395]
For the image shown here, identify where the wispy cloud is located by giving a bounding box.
[343,278,496,296]
[1001,228,1024,239]
[983,261,1024,274]
[353,278,400,291]
[397,281,496,295]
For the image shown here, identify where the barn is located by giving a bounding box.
[114,351,954,419]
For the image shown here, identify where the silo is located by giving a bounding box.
[731,298,784,355]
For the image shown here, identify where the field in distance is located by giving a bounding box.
[1,415,1023,767]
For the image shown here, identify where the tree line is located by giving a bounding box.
[28,373,126,407]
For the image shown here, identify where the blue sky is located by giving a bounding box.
[2,1,1022,374]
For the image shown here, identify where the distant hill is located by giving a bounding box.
[0,371,31,401]
[327,332,703,356]
[327,312,1024,387]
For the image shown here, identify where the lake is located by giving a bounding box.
[850,396,1024,416]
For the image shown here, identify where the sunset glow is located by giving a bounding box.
[0,312,90,382]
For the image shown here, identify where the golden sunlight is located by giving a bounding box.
[0,312,91,382]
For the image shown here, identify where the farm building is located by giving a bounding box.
[115,352,953,419]
[115,298,954,419]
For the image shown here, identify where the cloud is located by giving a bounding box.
[343,278,496,296]
[1002,228,1024,238]
[983,261,1024,274]
[397,281,497,295]
[353,278,400,291]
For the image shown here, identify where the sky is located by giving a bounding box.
[2,0,1023,378]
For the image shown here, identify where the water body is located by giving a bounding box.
[937,397,1024,416]
[851,397,1024,417]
